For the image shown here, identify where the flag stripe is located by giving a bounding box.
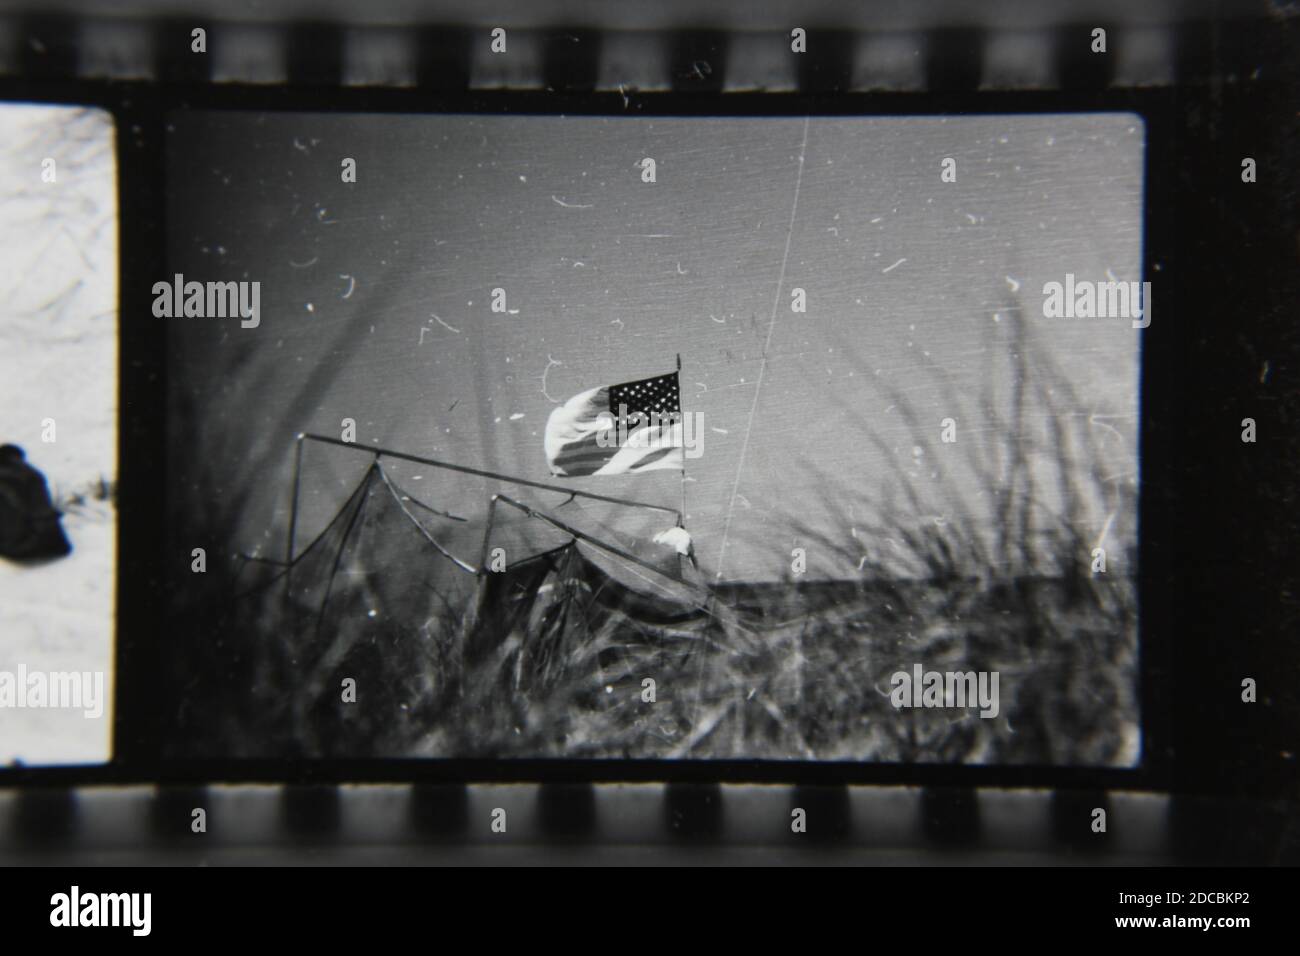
[553,423,661,467]
[629,447,676,470]
[557,449,618,467]
[552,437,605,465]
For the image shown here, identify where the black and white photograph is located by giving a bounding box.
[0,103,117,767]
[3,0,1300,902]
[162,109,1142,764]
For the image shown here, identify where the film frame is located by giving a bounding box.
[0,12,1294,865]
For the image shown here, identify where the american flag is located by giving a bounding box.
[544,371,684,477]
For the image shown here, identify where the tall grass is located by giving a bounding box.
[166,294,1139,766]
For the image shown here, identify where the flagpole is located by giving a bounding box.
[677,353,686,529]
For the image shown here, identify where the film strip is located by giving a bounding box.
[5,782,1297,865]
[0,3,1296,867]
[3,16,1189,92]
[1,783,1181,863]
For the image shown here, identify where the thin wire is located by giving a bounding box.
[374,464,477,574]
[714,116,810,580]
[300,432,680,520]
